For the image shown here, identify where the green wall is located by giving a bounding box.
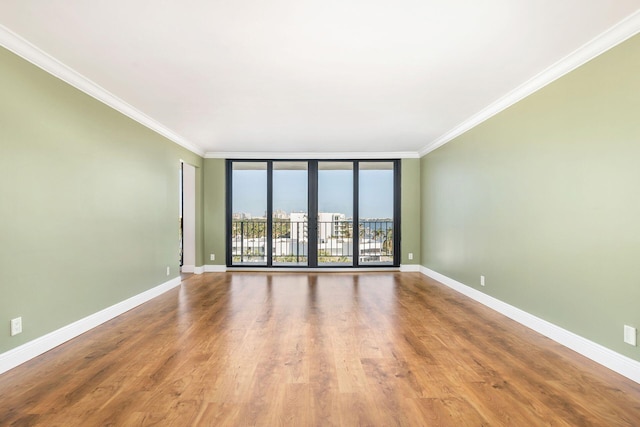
[203,158,226,266]
[0,47,203,353]
[401,158,421,265]
[421,34,640,360]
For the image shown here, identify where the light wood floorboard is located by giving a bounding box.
[1,272,639,426]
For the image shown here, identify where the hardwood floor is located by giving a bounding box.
[1,272,639,426]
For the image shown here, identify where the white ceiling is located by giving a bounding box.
[1,1,639,157]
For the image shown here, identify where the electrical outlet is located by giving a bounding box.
[480,275,485,286]
[210,254,215,261]
[166,266,170,276]
[10,317,22,336]
[624,325,637,346]
[408,253,413,260]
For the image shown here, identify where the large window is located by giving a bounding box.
[273,162,308,266]
[359,162,395,265]
[230,162,267,265]
[318,162,354,266]
[227,160,400,268]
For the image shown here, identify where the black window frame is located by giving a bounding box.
[226,159,401,268]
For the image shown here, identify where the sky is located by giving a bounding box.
[232,169,393,218]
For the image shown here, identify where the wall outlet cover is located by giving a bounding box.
[624,325,637,346]
[10,317,22,336]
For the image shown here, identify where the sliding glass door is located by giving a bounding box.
[317,162,354,266]
[272,162,308,266]
[230,162,267,265]
[358,162,395,265]
[227,159,400,268]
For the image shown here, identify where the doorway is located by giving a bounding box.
[181,162,196,272]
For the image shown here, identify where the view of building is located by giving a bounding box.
[231,211,392,264]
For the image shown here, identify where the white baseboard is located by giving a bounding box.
[419,266,640,385]
[204,264,228,272]
[0,276,182,376]
[203,265,406,273]
[225,267,399,273]
[181,265,204,274]
[400,264,421,272]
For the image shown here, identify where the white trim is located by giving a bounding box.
[204,264,228,273]
[418,10,640,156]
[400,264,421,272]
[3,10,639,162]
[0,277,182,375]
[0,25,204,158]
[181,266,205,274]
[205,151,420,159]
[226,267,399,273]
[181,264,195,273]
[419,266,640,385]
[203,265,402,273]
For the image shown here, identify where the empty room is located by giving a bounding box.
[1,2,640,425]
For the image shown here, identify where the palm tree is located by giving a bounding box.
[340,221,352,239]
[382,228,393,255]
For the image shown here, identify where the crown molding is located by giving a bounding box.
[0,25,205,157]
[418,9,640,157]
[204,151,420,159]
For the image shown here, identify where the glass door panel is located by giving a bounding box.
[227,159,399,268]
[359,162,394,265]
[231,162,267,265]
[272,162,308,266]
[317,162,353,266]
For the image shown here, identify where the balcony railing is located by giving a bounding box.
[358,220,394,264]
[231,219,393,265]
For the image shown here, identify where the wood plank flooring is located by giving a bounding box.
[1,272,639,426]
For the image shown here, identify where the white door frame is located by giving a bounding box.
[181,162,196,272]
